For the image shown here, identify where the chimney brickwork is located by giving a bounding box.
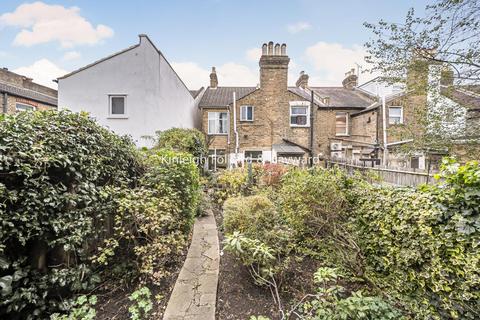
[210,67,218,88]
[296,71,309,88]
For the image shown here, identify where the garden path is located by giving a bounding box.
[163,208,219,320]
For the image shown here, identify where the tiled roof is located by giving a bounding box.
[441,86,480,110]
[0,82,57,106]
[189,87,204,99]
[199,87,257,107]
[287,87,324,106]
[310,87,375,108]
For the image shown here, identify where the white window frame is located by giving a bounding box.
[335,112,349,136]
[289,101,310,127]
[388,106,403,125]
[16,103,36,112]
[108,95,128,118]
[240,105,254,122]
[208,111,228,135]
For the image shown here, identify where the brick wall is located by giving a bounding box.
[2,95,54,114]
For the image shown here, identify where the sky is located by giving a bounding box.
[0,0,433,89]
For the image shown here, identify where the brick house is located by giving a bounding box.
[198,42,376,169]
[0,68,57,114]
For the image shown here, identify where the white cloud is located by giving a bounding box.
[62,51,81,61]
[172,62,258,89]
[13,59,67,89]
[245,47,262,62]
[287,21,311,34]
[305,42,374,86]
[0,2,114,48]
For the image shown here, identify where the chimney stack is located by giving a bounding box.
[296,71,309,89]
[259,41,290,90]
[210,66,218,88]
[342,68,358,90]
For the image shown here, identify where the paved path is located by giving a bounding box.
[163,209,219,320]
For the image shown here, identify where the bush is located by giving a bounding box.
[0,111,142,318]
[154,128,207,161]
[279,168,349,240]
[347,159,480,319]
[94,149,200,284]
[223,195,292,247]
[212,168,249,204]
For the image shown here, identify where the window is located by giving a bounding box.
[16,103,36,112]
[109,95,127,117]
[290,105,309,127]
[388,106,403,124]
[335,112,349,135]
[240,105,254,121]
[245,150,262,162]
[208,149,227,170]
[208,112,228,134]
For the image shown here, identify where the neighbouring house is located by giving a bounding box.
[198,41,479,170]
[0,68,57,114]
[197,41,377,169]
[57,34,198,147]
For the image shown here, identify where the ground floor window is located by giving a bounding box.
[208,149,227,170]
[335,112,349,135]
[244,150,262,163]
[16,103,36,112]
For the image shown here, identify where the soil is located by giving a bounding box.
[213,201,325,320]
[214,205,279,320]
[93,234,191,320]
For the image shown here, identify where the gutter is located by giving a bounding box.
[309,90,314,166]
[386,139,414,147]
[233,92,239,154]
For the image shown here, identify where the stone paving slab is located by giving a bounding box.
[163,210,219,320]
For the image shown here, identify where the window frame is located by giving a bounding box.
[108,95,128,118]
[240,105,254,122]
[335,112,349,136]
[207,111,229,135]
[388,106,403,125]
[15,103,36,112]
[289,101,310,127]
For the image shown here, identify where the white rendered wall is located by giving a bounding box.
[58,36,196,147]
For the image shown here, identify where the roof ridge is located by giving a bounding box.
[0,82,57,99]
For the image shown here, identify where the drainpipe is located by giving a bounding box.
[309,90,314,167]
[2,92,7,114]
[382,95,388,164]
[233,92,239,162]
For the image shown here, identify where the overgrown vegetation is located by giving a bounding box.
[153,128,207,161]
[0,111,202,319]
[216,159,480,319]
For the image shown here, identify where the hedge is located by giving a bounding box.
[0,111,143,318]
[346,160,480,319]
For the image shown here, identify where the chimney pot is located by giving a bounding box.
[268,41,274,55]
[210,66,218,88]
[262,43,267,55]
[274,43,280,55]
[281,44,286,55]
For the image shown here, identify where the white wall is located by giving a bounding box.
[358,78,405,97]
[58,35,196,147]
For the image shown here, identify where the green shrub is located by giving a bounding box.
[154,128,207,161]
[347,159,480,319]
[279,168,349,239]
[297,267,401,320]
[212,168,249,204]
[50,295,97,320]
[128,287,152,320]
[0,111,142,318]
[223,195,292,247]
[94,149,200,283]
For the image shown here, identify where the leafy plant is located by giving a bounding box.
[128,287,152,320]
[50,295,97,320]
[0,110,142,318]
[154,127,207,161]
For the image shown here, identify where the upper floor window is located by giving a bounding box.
[208,112,228,134]
[389,106,403,124]
[240,105,254,121]
[335,112,349,136]
[109,95,127,118]
[290,103,310,127]
[16,103,36,112]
